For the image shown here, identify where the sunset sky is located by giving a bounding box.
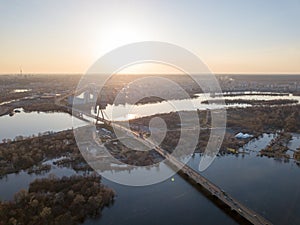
[1,0,300,74]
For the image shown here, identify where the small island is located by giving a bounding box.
[0,174,115,225]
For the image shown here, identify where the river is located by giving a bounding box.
[0,109,86,141]
[100,92,300,121]
[1,92,300,224]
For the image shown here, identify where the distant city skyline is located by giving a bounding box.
[0,0,300,74]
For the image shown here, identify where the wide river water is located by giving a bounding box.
[101,92,300,121]
[1,92,300,224]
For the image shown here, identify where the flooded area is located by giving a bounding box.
[0,159,77,202]
[287,133,300,157]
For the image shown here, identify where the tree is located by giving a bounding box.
[14,189,28,206]
[40,207,52,218]
[73,194,85,205]
[285,113,297,132]
[8,217,17,225]
[29,199,39,208]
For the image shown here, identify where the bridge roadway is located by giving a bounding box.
[56,93,272,225]
[108,122,272,225]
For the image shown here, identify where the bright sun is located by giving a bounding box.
[93,21,148,58]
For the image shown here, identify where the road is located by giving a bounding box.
[110,122,273,225]
[56,91,272,225]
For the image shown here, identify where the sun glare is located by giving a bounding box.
[93,21,148,58]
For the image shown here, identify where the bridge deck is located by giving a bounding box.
[110,123,272,225]
[56,92,272,225]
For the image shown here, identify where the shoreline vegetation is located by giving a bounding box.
[129,104,300,161]
[0,125,165,179]
[0,174,115,225]
[0,97,69,117]
[260,132,292,159]
[0,130,89,178]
